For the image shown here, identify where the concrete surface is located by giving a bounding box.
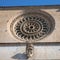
[0,45,60,60]
[0,6,60,60]
[0,7,60,43]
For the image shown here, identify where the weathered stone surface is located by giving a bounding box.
[0,6,60,60]
[0,6,60,43]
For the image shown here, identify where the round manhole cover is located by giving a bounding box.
[9,11,55,41]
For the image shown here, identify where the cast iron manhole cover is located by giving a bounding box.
[9,11,55,41]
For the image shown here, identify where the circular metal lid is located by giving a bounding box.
[9,11,55,41]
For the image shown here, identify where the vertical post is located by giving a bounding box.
[26,43,34,58]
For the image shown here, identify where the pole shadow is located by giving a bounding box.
[12,53,27,60]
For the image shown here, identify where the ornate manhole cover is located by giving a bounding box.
[9,11,55,41]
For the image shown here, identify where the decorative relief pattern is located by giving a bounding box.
[9,12,55,41]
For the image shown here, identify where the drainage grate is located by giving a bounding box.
[9,11,55,41]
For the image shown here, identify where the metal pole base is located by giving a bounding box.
[26,43,34,58]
